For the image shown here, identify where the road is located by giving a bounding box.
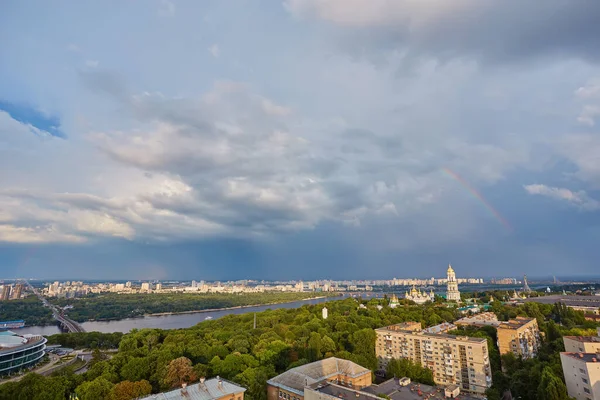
[25,281,86,333]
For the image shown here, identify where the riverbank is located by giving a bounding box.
[17,296,336,335]
[143,295,331,318]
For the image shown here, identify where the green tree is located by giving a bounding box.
[120,357,151,382]
[537,367,569,400]
[76,377,115,400]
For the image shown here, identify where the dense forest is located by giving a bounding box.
[1,295,598,400]
[0,296,54,326]
[51,292,337,322]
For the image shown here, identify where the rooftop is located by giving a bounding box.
[497,317,536,330]
[564,336,600,343]
[0,331,45,354]
[139,377,246,400]
[267,358,371,395]
[561,352,600,363]
[310,378,479,400]
[376,324,487,344]
[525,295,600,308]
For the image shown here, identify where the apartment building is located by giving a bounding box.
[267,358,372,400]
[375,323,492,394]
[496,317,541,359]
[564,336,600,353]
[560,352,600,400]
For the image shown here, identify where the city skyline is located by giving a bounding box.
[2,2,600,279]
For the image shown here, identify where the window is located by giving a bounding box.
[582,378,588,384]
[580,368,586,374]
[584,388,591,394]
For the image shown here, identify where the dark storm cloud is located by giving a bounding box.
[288,1,600,65]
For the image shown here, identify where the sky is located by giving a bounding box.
[1,1,600,280]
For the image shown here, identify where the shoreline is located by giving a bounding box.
[77,295,337,323]
[144,295,329,317]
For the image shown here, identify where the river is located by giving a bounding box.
[17,284,537,336]
[17,297,333,335]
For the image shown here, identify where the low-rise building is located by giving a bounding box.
[560,352,600,400]
[496,317,541,359]
[304,377,480,400]
[0,331,47,376]
[455,313,500,328]
[375,323,492,394]
[266,358,372,400]
[139,377,246,400]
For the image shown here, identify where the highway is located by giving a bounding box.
[25,281,86,333]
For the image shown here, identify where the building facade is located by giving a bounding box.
[564,336,600,354]
[267,358,372,400]
[0,331,47,376]
[375,323,492,394]
[560,352,600,400]
[496,317,541,359]
[446,265,461,302]
[404,286,435,305]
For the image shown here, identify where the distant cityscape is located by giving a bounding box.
[1,269,596,301]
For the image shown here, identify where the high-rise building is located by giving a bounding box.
[11,284,23,300]
[560,331,600,400]
[322,307,328,320]
[560,352,600,399]
[496,317,541,359]
[155,283,162,291]
[564,336,600,353]
[1,285,11,301]
[141,282,152,292]
[446,264,461,302]
[375,322,492,394]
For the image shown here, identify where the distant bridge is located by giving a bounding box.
[25,281,86,333]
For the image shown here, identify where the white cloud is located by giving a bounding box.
[208,44,220,58]
[524,184,599,210]
[577,105,600,126]
[575,79,600,99]
[66,43,80,52]
[85,60,99,68]
[0,224,85,244]
[158,0,175,17]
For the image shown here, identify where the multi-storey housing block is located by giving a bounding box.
[496,317,541,359]
[560,352,600,400]
[564,336,600,353]
[375,322,492,394]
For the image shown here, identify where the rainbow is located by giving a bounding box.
[442,168,512,231]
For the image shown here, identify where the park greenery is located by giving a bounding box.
[51,292,336,322]
[1,291,598,400]
[0,296,54,326]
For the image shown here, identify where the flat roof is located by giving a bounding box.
[139,378,245,400]
[376,325,487,344]
[267,358,371,395]
[310,379,479,400]
[497,317,536,329]
[525,295,600,307]
[564,336,600,343]
[561,352,600,363]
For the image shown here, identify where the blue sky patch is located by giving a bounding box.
[0,100,65,138]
